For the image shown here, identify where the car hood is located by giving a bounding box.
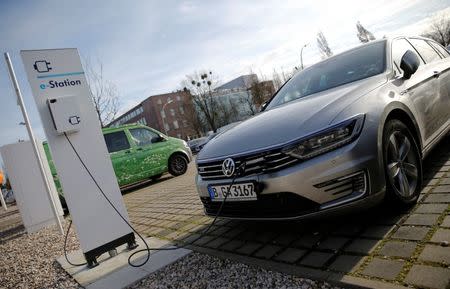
[198,75,386,161]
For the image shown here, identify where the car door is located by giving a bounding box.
[128,127,169,178]
[407,38,450,145]
[427,40,450,122]
[103,130,138,187]
[392,38,443,145]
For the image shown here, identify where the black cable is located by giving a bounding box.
[64,219,87,266]
[63,132,243,268]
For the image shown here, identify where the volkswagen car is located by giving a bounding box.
[195,36,450,220]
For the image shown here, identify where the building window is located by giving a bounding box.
[167,97,172,103]
[170,108,175,117]
[176,95,181,101]
[136,117,147,125]
[182,120,188,127]
[161,110,166,118]
[164,123,170,131]
[180,106,184,114]
[157,99,162,105]
[173,120,179,129]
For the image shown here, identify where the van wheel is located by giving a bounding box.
[169,154,188,176]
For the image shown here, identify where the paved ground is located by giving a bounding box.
[125,137,450,289]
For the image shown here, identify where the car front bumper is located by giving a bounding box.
[195,136,385,220]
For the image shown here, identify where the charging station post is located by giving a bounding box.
[20,48,136,267]
[4,52,64,235]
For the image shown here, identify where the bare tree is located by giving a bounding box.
[240,88,257,116]
[271,68,295,91]
[242,72,276,114]
[181,100,205,137]
[272,69,283,91]
[217,96,240,126]
[316,31,333,58]
[356,21,376,43]
[421,15,450,46]
[182,71,221,132]
[83,58,120,127]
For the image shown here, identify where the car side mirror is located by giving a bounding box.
[400,50,420,80]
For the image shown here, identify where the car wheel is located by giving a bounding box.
[168,154,188,176]
[383,119,422,205]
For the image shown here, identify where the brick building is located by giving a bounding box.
[108,91,195,140]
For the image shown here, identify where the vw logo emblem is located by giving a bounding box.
[222,158,235,177]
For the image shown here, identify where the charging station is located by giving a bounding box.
[21,49,136,267]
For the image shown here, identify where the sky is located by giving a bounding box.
[0,0,449,168]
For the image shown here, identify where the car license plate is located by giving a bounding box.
[208,183,256,201]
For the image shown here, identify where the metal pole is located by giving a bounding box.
[4,52,64,235]
[300,43,309,70]
[0,188,7,210]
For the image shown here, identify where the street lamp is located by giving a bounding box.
[162,99,173,135]
[300,43,309,70]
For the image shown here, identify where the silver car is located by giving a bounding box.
[195,37,450,220]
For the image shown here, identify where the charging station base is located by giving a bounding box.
[84,233,137,268]
[57,237,191,289]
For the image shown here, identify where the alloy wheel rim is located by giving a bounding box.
[386,131,418,198]
[173,157,186,173]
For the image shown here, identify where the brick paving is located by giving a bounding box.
[124,136,450,289]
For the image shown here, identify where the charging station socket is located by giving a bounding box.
[47,95,82,135]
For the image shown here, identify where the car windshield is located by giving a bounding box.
[266,40,386,109]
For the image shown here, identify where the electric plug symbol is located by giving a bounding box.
[33,60,52,73]
[69,116,81,125]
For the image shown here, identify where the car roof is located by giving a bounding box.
[102,123,149,133]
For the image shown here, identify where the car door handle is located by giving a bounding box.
[433,71,441,78]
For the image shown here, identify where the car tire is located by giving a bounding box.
[383,119,422,206]
[168,154,188,176]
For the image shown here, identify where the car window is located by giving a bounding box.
[104,131,130,153]
[129,128,159,147]
[428,41,450,58]
[408,38,442,63]
[266,41,386,109]
[391,38,423,73]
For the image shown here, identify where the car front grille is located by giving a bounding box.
[200,192,319,218]
[197,150,299,180]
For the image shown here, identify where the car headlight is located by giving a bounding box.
[282,114,365,159]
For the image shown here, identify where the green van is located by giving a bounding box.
[44,124,192,200]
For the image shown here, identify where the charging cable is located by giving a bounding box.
[64,219,88,266]
[62,132,244,268]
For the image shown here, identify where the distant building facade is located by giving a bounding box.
[108,91,195,140]
[109,75,275,140]
[212,74,275,124]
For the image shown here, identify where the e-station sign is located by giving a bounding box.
[21,49,136,267]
